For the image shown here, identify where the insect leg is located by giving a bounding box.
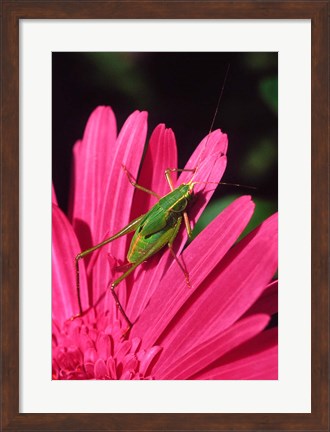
[168,245,191,288]
[183,212,193,239]
[164,171,193,239]
[109,259,142,335]
[165,168,196,191]
[122,164,161,199]
[74,214,145,317]
[167,216,191,287]
[110,229,178,336]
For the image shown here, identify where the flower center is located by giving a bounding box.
[52,312,162,380]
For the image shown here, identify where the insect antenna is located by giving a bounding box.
[190,63,230,184]
[192,180,257,191]
[208,64,231,138]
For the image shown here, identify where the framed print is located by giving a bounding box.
[51,51,279,384]
[1,1,328,431]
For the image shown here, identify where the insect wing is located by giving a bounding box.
[128,217,182,264]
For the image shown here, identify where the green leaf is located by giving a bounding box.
[83,52,150,104]
[241,138,277,181]
[242,53,278,71]
[259,76,278,113]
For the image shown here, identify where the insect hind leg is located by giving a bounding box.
[122,164,161,199]
[109,258,143,333]
[167,216,191,287]
[168,245,191,288]
[109,234,171,337]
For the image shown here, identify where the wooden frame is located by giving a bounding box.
[1,1,328,430]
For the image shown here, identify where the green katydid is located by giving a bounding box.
[75,165,204,333]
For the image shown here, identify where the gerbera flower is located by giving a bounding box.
[52,106,278,380]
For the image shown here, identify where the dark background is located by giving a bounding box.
[52,52,278,237]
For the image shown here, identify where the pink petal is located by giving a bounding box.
[99,110,148,256]
[69,107,117,251]
[131,195,255,344]
[126,124,178,318]
[243,280,278,318]
[130,124,178,218]
[130,337,142,354]
[120,370,134,380]
[115,339,133,364]
[154,314,270,379]
[94,359,108,379]
[177,129,228,186]
[55,345,83,371]
[96,333,113,360]
[161,155,228,278]
[122,353,139,371]
[52,204,89,322]
[194,328,278,379]
[84,347,98,364]
[106,357,117,379]
[52,183,58,205]
[138,346,163,376]
[78,330,95,353]
[88,111,148,312]
[130,131,228,314]
[173,130,229,254]
[154,213,278,361]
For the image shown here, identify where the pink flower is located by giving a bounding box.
[52,106,278,380]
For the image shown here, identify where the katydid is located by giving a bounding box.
[75,166,200,334]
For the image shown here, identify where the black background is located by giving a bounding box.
[52,52,278,232]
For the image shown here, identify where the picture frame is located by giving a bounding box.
[1,1,328,431]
